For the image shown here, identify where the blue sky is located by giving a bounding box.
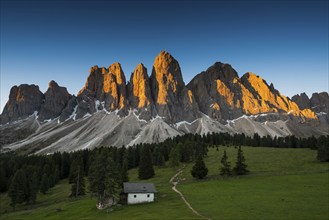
[1,0,328,111]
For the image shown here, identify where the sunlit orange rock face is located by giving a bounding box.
[151,51,184,105]
[241,72,316,119]
[0,84,44,124]
[128,63,152,109]
[150,51,200,123]
[188,63,317,121]
[77,63,127,117]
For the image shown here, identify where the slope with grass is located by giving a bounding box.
[0,147,328,220]
[178,147,329,220]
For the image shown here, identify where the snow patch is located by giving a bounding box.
[132,110,147,123]
[67,105,78,121]
[175,119,198,128]
[95,100,101,112]
[316,112,327,116]
[83,113,92,118]
[151,114,165,122]
[33,111,39,120]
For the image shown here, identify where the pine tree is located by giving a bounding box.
[168,145,180,168]
[138,145,155,179]
[40,173,49,194]
[70,165,86,197]
[88,152,120,207]
[317,135,329,162]
[104,157,120,201]
[28,171,39,205]
[8,169,27,209]
[153,146,165,167]
[119,153,129,185]
[220,150,232,176]
[0,164,7,192]
[61,152,71,179]
[191,155,208,179]
[233,146,249,175]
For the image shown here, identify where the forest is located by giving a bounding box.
[0,132,328,209]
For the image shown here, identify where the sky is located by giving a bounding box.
[1,0,328,111]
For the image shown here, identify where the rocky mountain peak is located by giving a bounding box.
[206,62,239,82]
[128,63,152,109]
[291,93,310,110]
[0,84,44,124]
[310,92,329,115]
[109,62,126,85]
[48,80,59,89]
[151,51,185,105]
[150,51,199,123]
[38,80,72,121]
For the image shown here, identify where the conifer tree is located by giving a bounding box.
[70,165,86,197]
[317,135,329,162]
[220,150,232,176]
[169,145,180,168]
[69,155,85,197]
[138,145,155,179]
[28,171,39,205]
[40,173,49,194]
[153,145,165,167]
[61,152,70,179]
[0,164,7,192]
[191,155,208,179]
[233,146,249,175]
[88,152,120,207]
[119,153,129,184]
[8,169,27,209]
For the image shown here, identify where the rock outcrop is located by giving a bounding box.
[38,80,72,121]
[187,62,252,120]
[291,93,311,110]
[240,72,316,119]
[0,84,44,124]
[188,64,317,121]
[1,50,327,153]
[76,63,127,118]
[127,63,154,120]
[150,51,200,123]
[310,92,329,115]
[292,92,329,123]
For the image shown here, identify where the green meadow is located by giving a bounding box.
[1,147,328,220]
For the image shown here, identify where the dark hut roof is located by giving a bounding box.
[123,182,157,193]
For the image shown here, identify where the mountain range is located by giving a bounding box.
[1,51,328,154]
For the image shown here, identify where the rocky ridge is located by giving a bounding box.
[1,51,328,153]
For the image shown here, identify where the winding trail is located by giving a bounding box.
[170,166,212,220]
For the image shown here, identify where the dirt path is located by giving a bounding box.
[170,166,212,220]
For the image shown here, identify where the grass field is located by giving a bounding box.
[0,146,328,220]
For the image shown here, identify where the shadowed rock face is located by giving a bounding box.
[0,84,44,124]
[310,92,329,115]
[292,92,329,115]
[291,93,311,110]
[150,51,200,123]
[38,80,72,121]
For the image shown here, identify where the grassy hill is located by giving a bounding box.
[0,146,328,220]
